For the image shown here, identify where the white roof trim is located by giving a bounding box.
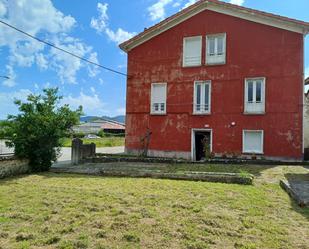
[121,1,308,52]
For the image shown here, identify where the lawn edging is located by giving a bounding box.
[50,166,254,185]
[89,153,309,166]
[98,170,254,185]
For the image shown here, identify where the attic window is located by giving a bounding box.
[183,36,202,67]
[206,33,226,65]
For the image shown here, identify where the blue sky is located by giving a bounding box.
[0,0,308,119]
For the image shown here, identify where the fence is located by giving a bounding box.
[0,140,14,156]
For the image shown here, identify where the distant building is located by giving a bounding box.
[73,119,125,135]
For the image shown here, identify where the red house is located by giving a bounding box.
[120,0,309,161]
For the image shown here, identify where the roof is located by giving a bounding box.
[305,77,309,85]
[120,0,309,52]
[101,122,125,130]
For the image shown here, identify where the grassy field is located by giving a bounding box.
[0,165,309,249]
[61,137,125,148]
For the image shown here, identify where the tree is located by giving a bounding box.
[0,88,82,172]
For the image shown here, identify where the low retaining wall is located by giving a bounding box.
[51,166,253,185]
[87,154,309,166]
[0,156,30,179]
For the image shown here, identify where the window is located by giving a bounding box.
[244,78,265,114]
[194,81,211,114]
[183,36,202,67]
[151,83,167,114]
[206,33,226,65]
[243,130,264,154]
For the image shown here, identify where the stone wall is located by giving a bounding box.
[0,156,30,179]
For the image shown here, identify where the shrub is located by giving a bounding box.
[73,132,85,139]
[97,129,105,138]
[0,88,82,172]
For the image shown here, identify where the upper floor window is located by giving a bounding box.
[151,83,167,115]
[206,33,226,65]
[183,36,202,67]
[194,81,211,114]
[244,77,265,114]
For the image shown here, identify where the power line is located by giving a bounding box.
[0,20,128,77]
[0,76,10,79]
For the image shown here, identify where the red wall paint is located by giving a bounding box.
[125,10,304,159]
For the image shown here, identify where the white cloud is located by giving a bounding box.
[0,89,32,119]
[148,0,174,21]
[105,28,136,44]
[49,35,92,84]
[0,0,98,86]
[91,2,136,44]
[2,65,16,87]
[62,92,106,115]
[229,0,245,5]
[182,0,198,9]
[87,52,99,78]
[0,0,7,16]
[90,3,108,33]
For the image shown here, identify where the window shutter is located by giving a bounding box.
[183,37,202,67]
[243,131,263,153]
[151,83,167,114]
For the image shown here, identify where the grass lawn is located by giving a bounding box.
[0,166,309,249]
[61,137,125,148]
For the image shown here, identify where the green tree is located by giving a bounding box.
[0,88,82,172]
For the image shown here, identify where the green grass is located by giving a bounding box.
[61,137,125,148]
[0,165,309,248]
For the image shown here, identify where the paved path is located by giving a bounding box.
[280,180,309,207]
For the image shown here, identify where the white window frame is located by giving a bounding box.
[242,130,264,154]
[193,81,211,115]
[206,33,226,65]
[150,83,167,115]
[244,77,266,114]
[183,36,202,67]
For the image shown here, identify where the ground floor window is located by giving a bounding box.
[243,130,264,154]
[151,83,167,114]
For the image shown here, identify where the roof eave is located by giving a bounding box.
[119,0,309,53]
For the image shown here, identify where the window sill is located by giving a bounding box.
[205,62,226,66]
[243,112,265,115]
[150,112,167,116]
[192,112,211,116]
[242,151,264,155]
[182,64,202,68]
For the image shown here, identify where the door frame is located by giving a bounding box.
[191,129,213,161]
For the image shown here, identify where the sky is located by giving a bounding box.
[0,0,308,119]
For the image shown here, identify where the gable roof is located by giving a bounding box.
[119,0,309,52]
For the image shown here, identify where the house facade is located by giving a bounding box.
[120,0,309,161]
